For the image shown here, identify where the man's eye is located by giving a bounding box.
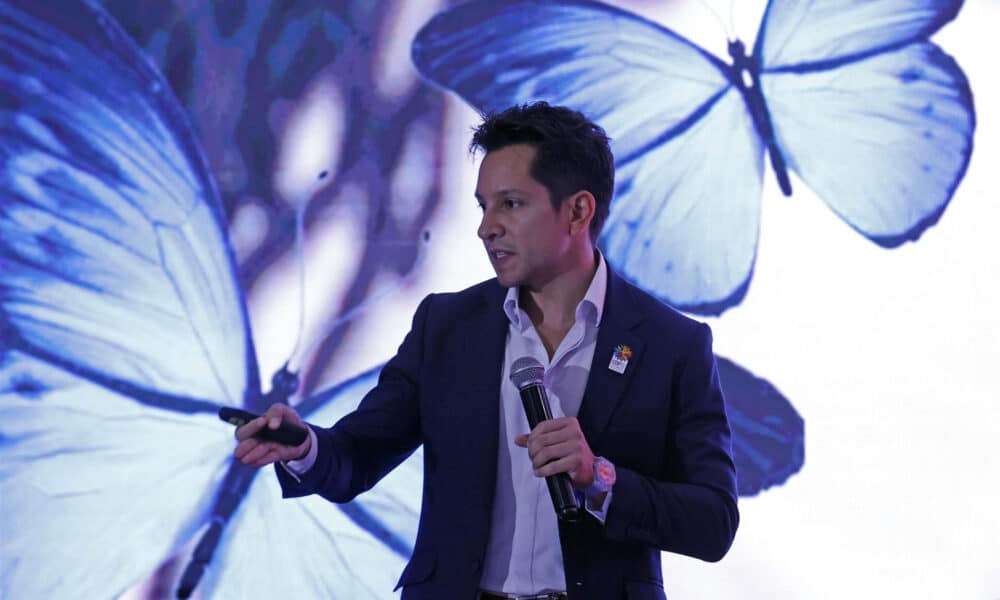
[504,198,521,208]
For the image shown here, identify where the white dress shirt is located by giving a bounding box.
[479,254,609,595]
[286,255,612,596]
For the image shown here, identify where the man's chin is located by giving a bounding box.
[494,272,520,288]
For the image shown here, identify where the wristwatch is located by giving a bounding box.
[586,456,616,496]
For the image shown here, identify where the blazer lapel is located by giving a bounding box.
[457,282,508,509]
[578,269,645,444]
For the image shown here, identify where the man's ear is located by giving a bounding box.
[566,190,596,238]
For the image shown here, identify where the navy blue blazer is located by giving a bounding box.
[277,269,739,599]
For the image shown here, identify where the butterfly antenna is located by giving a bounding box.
[288,230,431,373]
[286,171,330,366]
[728,0,738,41]
[695,0,735,41]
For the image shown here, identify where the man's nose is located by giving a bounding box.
[478,210,501,241]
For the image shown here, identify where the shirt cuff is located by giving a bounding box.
[582,489,612,524]
[280,427,318,482]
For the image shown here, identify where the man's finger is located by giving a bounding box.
[535,455,576,478]
[528,428,577,455]
[234,437,260,460]
[240,441,280,466]
[530,418,567,435]
[513,434,529,447]
[531,441,578,469]
[238,443,266,465]
[252,448,282,469]
[531,417,579,438]
[235,416,266,441]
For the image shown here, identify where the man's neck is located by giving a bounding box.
[520,249,597,342]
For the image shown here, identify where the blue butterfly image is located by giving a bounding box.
[411,0,976,315]
[0,1,419,597]
[0,1,806,598]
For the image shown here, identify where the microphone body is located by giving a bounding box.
[510,358,580,522]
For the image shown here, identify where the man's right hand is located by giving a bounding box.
[234,403,312,468]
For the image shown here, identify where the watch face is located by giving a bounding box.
[596,459,615,485]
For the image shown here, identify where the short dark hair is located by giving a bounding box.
[469,102,614,243]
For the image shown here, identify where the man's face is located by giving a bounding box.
[475,144,574,290]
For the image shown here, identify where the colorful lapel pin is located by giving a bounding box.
[608,344,632,374]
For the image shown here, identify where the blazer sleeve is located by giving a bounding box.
[275,294,433,503]
[602,322,739,562]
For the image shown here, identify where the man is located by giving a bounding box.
[235,102,738,599]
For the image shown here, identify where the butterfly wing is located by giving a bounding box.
[299,367,423,558]
[0,1,257,596]
[716,356,804,497]
[198,368,419,599]
[758,1,974,245]
[199,476,408,600]
[0,351,233,598]
[0,0,256,404]
[755,0,963,69]
[413,0,766,313]
[605,89,764,314]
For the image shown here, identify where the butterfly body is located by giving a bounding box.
[727,38,793,196]
[177,461,259,598]
[177,367,297,597]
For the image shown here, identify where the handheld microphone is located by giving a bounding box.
[510,356,580,522]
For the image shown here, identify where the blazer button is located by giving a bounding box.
[471,557,482,573]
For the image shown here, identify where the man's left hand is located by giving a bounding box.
[514,417,594,489]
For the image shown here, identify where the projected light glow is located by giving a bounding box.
[0,1,996,599]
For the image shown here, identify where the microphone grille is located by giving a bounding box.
[509,356,545,390]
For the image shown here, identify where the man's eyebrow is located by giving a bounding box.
[476,188,529,199]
